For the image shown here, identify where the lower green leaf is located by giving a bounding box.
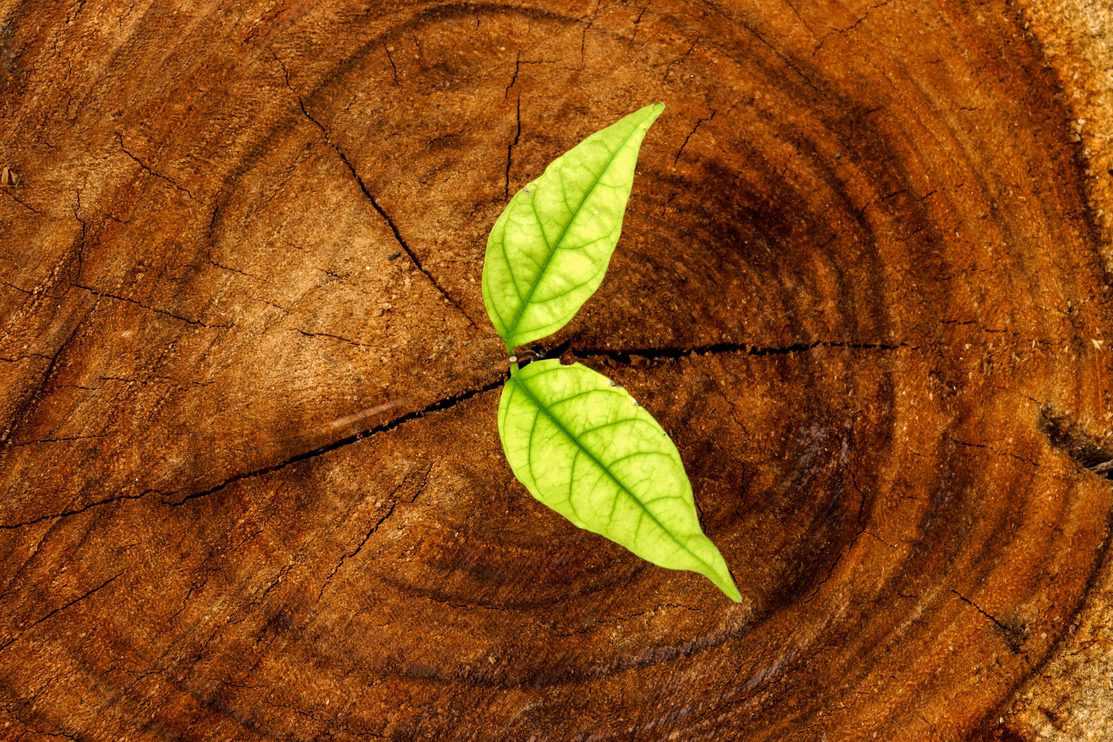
[497,359,741,602]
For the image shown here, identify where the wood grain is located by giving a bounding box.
[1,1,1111,739]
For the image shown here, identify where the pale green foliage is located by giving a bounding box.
[499,361,740,601]
[482,103,664,350]
[481,103,740,601]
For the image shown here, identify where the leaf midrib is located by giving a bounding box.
[500,118,648,347]
[509,368,718,577]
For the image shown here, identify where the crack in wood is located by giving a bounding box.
[0,490,166,530]
[274,53,475,326]
[673,110,715,165]
[560,338,912,365]
[812,0,898,57]
[114,132,194,200]
[0,314,89,447]
[0,571,124,654]
[504,94,521,201]
[384,43,399,86]
[70,282,231,328]
[629,4,650,45]
[295,328,371,349]
[314,466,431,603]
[163,376,505,507]
[0,336,906,528]
[0,186,39,214]
[1038,406,1113,480]
[662,37,699,81]
[950,587,1026,654]
[505,50,521,100]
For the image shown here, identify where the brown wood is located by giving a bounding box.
[1,1,1111,739]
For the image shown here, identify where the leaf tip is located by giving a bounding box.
[721,579,743,604]
[644,101,665,122]
[702,547,742,603]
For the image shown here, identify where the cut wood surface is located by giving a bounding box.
[1,1,1111,739]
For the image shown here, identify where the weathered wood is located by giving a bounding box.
[1,1,1111,739]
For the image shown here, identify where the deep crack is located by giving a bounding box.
[164,375,505,507]
[0,337,909,526]
[557,338,911,365]
[274,54,475,326]
[0,491,164,530]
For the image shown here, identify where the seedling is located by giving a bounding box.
[481,103,740,602]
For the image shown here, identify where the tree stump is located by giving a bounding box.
[2,1,1111,739]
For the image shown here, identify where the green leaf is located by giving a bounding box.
[497,359,741,602]
[482,103,664,351]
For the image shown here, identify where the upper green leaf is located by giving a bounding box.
[497,359,741,602]
[482,103,664,351]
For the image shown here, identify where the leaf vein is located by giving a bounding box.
[510,369,719,578]
[501,119,651,346]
